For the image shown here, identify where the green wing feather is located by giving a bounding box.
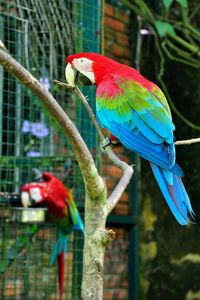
[96,79,175,144]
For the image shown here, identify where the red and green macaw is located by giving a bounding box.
[21,172,84,300]
[65,52,194,225]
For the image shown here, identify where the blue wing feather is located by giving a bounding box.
[110,122,179,173]
[132,111,163,144]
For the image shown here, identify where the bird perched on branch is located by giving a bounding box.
[65,52,194,225]
[21,172,84,300]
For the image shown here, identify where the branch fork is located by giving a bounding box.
[54,79,134,212]
[92,229,116,247]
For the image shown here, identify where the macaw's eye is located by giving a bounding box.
[80,59,84,63]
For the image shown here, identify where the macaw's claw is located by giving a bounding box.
[101,136,121,150]
[101,137,112,150]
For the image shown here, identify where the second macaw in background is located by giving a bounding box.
[65,52,194,225]
[21,172,84,300]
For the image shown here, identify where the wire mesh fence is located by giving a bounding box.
[0,221,84,300]
[0,1,101,299]
[0,0,101,198]
[0,1,138,299]
[104,227,129,300]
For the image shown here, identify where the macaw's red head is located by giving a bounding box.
[65,52,121,86]
[21,172,72,220]
[20,173,54,207]
[21,172,70,209]
[21,182,47,207]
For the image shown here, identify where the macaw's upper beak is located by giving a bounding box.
[21,191,32,208]
[65,63,94,87]
[65,63,78,87]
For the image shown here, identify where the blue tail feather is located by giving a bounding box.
[50,212,84,265]
[150,163,194,225]
[163,168,173,185]
[50,230,68,265]
[174,176,195,218]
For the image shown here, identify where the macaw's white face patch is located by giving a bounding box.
[73,57,93,72]
[30,187,42,203]
[73,57,95,84]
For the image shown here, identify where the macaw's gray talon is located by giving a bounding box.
[130,164,136,168]
[101,137,112,149]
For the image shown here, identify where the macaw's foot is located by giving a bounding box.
[101,137,112,150]
[101,137,121,150]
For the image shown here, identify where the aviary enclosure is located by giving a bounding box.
[0,1,137,299]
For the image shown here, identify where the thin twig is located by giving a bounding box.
[73,87,105,141]
[54,80,105,141]
[175,138,200,145]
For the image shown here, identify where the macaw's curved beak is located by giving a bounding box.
[65,63,94,86]
[65,63,78,87]
[21,191,32,208]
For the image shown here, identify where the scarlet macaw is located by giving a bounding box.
[65,52,194,225]
[21,172,84,300]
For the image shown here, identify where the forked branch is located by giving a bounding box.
[54,79,134,212]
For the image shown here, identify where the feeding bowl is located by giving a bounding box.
[11,207,47,223]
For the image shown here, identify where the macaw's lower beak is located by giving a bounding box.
[65,63,94,86]
[77,72,94,86]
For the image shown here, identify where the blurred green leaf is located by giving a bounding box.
[176,0,188,8]
[163,0,173,9]
[155,20,176,37]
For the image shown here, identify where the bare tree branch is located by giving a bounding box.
[54,80,105,141]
